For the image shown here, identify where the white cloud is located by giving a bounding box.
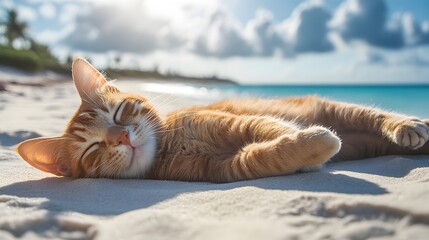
[62,0,184,53]
[185,1,334,58]
[0,0,14,9]
[39,3,56,19]
[399,13,429,46]
[59,4,86,24]
[60,0,335,58]
[278,1,333,54]
[243,9,289,56]
[191,9,253,57]
[330,0,429,49]
[423,21,429,33]
[330,0,402,48]
[17,5,38,22]
[35,0,428,64]
[35,25,75,45]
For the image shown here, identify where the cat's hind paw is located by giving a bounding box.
[393,119,429,149]
[294,126,342,164]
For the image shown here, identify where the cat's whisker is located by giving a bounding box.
[145,121,167,131]
[153,94,175,109]
[148,93,170,105]
[91,160,104,174]
[144,110,161,123]
[102,163,117,177]
[151,127,184,134]
[135,125,145,136]
[152,111,199,124]
[145,122,165,132]
[152,94,187,113]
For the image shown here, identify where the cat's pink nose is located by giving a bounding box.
[107,126,131,146]
[116,131,131,146]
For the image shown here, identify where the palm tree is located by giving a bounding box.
[3,9,29,47]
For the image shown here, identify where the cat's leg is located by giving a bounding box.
[207,97,429,150]
[218,126,341,182]
[289,98,429,150]
[332,130,429,161]
[276,96,429,150]
[253,97,429,159]
[333,132,407,161]
[277,97,429,159]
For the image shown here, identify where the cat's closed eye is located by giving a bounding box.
[113,100,127,124]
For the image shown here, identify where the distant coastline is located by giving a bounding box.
[0,64,237,91]
[104,68,237,85]
[0,46,237,87]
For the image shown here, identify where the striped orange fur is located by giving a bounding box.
[16,58,429,182]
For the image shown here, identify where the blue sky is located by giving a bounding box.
[1,0,429,84]
[224,0,429,23]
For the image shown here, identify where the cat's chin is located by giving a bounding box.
[121,136,157,178]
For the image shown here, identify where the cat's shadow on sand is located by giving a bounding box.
[1,155,428,215]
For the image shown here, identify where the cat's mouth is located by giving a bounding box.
[128,139,148,167]
[119,128,157,177]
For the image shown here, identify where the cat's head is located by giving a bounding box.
[17,57,162,178]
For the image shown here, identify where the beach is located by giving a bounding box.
[1,74,429,239]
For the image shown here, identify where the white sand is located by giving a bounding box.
[1,78,429,239]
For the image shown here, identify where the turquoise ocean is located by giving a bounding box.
[205,85,429,118]
[136,82,429,118]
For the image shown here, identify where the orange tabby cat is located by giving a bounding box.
[17,58,429,182]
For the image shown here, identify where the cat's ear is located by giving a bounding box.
[16,137,71,176]
[72,57,107,101]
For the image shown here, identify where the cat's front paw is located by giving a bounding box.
[392,119,429,149]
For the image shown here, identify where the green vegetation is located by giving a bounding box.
[0,46,41,71]
[0,9,66,72]
[0,45,65,72]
